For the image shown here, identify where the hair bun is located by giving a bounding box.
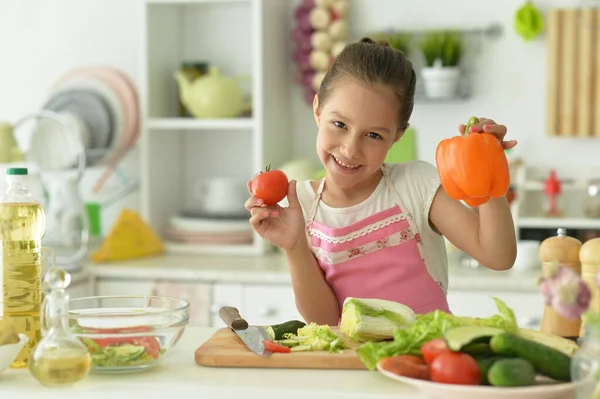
[359,37,391,48]
[359,37,375,44]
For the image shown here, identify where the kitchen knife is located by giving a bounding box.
[219,306,273,358]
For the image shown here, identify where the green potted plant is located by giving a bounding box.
[419,30,463,99]
[370,31,412,56]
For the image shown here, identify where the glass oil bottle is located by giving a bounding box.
[0,167,45,368]
[29,267,91,387]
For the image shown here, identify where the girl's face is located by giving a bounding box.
[313,77,405,190]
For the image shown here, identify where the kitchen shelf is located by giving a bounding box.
[165,242,263,256]
[518,217,600,230]
[510,162,600,239]
[147,117,254,131]
[139,0,291,256]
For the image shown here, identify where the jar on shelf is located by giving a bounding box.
[572,322,600,399]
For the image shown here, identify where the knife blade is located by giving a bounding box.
[219,306,273,358]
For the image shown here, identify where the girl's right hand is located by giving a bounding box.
[244,180,306,251]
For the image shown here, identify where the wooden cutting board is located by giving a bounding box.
[194,327,366,369]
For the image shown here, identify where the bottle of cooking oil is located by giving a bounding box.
[0,167,45,368]
[29,267,91,387]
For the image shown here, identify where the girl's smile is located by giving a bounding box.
[331,154,362,173]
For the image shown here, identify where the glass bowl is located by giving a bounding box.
[68,295,189,373]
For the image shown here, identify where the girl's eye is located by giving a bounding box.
[367,132,382,139]
[333,121,346,129]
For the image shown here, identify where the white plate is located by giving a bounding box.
[376,362,580,399]
[168,216,252,233]
[51,76,125,167]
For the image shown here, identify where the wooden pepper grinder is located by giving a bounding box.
[579,237,600,337]
[539,228,582,339]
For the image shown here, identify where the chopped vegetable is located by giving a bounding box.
[263,340,291,353]
[73,325,165,368]
[378,355,430,380]
[357,297,518,371]
[272,323,347,353]
[339,297,416,342]
[442,325,504,352]
[265,320,306,341]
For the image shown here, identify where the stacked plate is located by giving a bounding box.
[165,212,253,245]
[42,65,140,168]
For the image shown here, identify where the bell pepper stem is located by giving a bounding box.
[463,116,480,137]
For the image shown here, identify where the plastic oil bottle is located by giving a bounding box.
[0,167,45,368]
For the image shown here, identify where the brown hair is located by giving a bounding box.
[317,37,416,131]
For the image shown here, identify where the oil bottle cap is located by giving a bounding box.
[6,168,27,176]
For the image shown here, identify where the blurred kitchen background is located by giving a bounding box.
[0,0,599,330]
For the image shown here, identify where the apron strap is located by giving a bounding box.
[306,178,326,232]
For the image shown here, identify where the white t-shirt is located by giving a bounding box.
[295,161,449,294]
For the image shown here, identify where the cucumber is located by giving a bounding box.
[488,358,536,387]
[475,355,506,385]
[265,320,306,340]
[460,342,493,357]
[490,332,572,381]
[443,325,504,352]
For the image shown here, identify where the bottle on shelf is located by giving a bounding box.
[0,167,46,368]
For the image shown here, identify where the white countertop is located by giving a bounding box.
[0,327,423,399]
[85,251,541,293]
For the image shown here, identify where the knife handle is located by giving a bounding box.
[219,306,249,330]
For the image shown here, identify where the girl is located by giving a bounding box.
[245,38,517,326]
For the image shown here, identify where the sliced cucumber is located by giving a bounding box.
[265,320,306,340]
[443,325,504,352]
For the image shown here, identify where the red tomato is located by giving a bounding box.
[420,338,452,365]
[430,352,480,385]
[379,355,430,380]
[250,165,289,205]
[263,340,291,353]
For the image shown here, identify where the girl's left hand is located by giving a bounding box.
[458,117,518,150]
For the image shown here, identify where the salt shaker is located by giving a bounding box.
[539,228,583,339]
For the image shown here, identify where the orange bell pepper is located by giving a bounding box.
[435,117,510,207]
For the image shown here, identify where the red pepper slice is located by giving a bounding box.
[263,339,291,353]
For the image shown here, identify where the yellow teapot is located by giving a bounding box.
[174,66,251,119]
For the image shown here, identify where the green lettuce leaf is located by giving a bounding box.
[357,296,517,370]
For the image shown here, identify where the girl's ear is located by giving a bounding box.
[313,94,321,126]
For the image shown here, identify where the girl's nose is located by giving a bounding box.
[341,137,360,159]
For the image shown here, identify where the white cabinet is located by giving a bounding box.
[68,274,92,299]
[139,0,292,257]
[94,278,156,297]
[447,290,544,329]
[241,284,303,326]
[209,283,244,327]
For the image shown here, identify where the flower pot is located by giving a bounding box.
[421,65,461,99]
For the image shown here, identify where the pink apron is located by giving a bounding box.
[306,166,450,316]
